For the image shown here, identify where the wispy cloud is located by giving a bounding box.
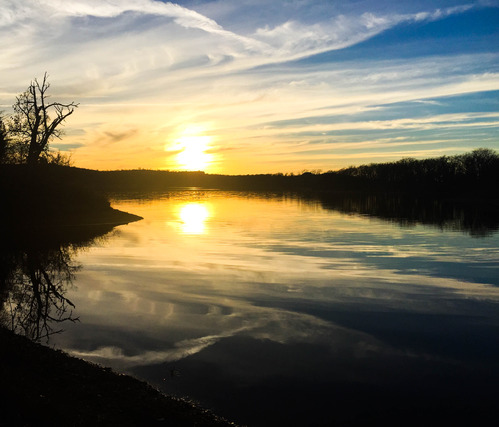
[1,0,497,172]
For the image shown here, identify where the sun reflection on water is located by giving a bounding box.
[178,203,210,234]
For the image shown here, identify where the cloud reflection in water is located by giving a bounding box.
[47,192,499,425]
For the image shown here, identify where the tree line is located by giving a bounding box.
[329,148,499,194]
[15,147,495,197]
[179,149,499,195]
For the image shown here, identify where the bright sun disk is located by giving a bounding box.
[175,134,213,171]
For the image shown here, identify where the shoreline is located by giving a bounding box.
[0,327,236,426]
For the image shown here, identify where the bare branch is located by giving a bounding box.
[8,73,78,165]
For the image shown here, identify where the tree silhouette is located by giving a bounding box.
[7,73,78,166]
[0,116,8,164]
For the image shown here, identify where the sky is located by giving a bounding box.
[1,0,499,174]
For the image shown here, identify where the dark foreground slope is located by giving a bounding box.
[0,165,142,227]
[0,328,235,427]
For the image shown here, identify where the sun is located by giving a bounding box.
[165,125,218,172]
[176,134,212,171]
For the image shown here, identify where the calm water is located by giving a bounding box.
[5,191,499,425]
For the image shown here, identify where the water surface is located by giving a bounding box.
[12,191,499,425]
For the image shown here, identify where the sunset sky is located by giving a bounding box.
[1,0,498,174]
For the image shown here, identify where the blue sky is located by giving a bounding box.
[1,0,498,173]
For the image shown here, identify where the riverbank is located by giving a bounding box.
[0,327,236,426]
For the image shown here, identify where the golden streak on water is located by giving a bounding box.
[178,203,210,234]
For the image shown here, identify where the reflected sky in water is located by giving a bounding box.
[50,192,499,425]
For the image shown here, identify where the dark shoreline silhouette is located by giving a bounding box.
[0,164,142,228]
[0,327,234,426]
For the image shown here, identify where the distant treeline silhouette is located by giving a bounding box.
[329,148,499,194]
[200,147,499,194]
[8,148,494,196]
[2,149,498,207]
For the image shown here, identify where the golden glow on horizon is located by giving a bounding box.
[178,203,211,234]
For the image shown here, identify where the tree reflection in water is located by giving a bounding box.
[0,225,115,342]
[312,193,499,237]
[1,246,79,341]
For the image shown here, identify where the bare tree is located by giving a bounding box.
[8,73,78,166]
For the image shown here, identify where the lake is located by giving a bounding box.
[3,190,499,425]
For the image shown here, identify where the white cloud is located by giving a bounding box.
[0,0,496,172]
[1,0,480,80]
